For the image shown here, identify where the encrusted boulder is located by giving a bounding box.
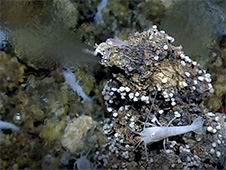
[94,26,225,169]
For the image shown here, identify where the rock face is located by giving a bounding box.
[61,115,96,154]
[0,52,25,91]
[94,27,225,169]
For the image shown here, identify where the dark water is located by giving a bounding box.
[0,1,97,69]
[161,0,225,67]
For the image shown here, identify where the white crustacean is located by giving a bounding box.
[73,149,96,170]
[95,38,129,56]
[133,116,204,160]
[105,38,129,47]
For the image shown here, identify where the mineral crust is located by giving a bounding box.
[94,26,225,169]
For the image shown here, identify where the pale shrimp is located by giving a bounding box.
[133,116,203,161]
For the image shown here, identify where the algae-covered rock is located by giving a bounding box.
[136,0,169,25]
[207,73,226,112]
[39,119,65,146]
[0,60,105,169]
[41,154,61,170]
[0,52,25,91]
[205,34,226,112]
[61,115,96,154]
[76,0,135,45]
[0,61,105,169]
[53,0,78,29]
